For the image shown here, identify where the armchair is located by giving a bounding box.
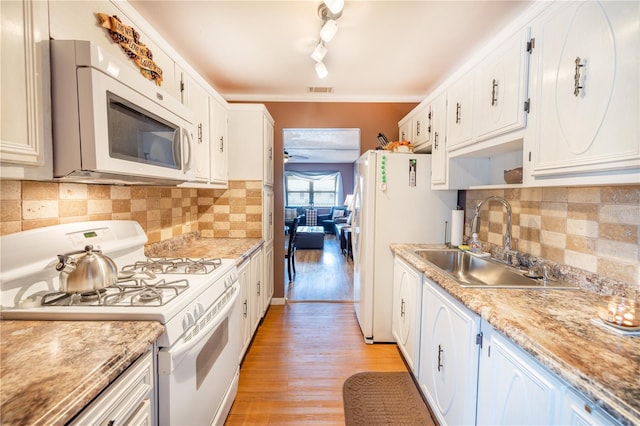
[320,206,348,234]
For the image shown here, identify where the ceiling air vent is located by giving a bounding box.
[307,86,334,94]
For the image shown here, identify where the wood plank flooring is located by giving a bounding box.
[286,234,353,302]
[225,303,408,425]
[225,233,434,425]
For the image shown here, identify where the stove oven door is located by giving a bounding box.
[157,282,240,425]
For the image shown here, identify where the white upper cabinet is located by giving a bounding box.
[430,93,448,187]
[526,1,640,184]
[181,74,210,182]
[228,104,275,186]
[210,98,229,187]
[0,0,52,180]
[446,72,475,151]
[474,28,531,142]
[399,119,412,144]
[412,105,432,148]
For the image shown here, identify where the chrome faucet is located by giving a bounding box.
[471,196,513,261]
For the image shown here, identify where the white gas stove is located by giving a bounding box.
[1,220,242,424]
[0,220,238,347]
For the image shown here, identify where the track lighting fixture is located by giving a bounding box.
[320,19,338,42]
[315,62,328,79]
[323,0,344,15]
[311,2,343,79]
[311,41,327,62]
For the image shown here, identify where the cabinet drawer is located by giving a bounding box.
[70,351,154,425]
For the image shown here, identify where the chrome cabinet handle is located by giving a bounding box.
[243,300,248,317]
[400,299,405,317]
[428,111,432,135]
[574,56,584,96]
[437,344,444,372]
[455,102,461,124]
[416,120,421,137]
[219,136,224,152]
[434,132,439,149]
[491,79,498,106]
[197,123,203,143]
[257,280,261,296]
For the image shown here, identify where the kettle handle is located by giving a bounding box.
[55,245,100,271]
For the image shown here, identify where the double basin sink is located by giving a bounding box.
[414,249,578,290]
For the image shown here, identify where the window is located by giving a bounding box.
[285,171,342,207]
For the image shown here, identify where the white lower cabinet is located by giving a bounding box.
[558,386,619,426]
[395,262,624,426]
[249,247,264,335]
[391,257,422,375]
[418,277,481,426]
[262,242,274,317]
[237,258,252,361]
[70,350,155,426]
[477,323,560,425]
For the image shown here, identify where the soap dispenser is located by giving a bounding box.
[469,233,481,253]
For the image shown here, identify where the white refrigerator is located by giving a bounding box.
[352,150,457,343]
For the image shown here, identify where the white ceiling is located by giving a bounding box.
[129,0,533,103]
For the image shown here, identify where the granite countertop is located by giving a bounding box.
[391,244,640,426]
[0,320,164,426]
[145,236,263,263]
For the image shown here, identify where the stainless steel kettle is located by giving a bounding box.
[56,245,118,293]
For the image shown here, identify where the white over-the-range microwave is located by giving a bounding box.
[50,39,196,185]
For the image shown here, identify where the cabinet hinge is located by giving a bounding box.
[476,332,483,348]
[524,99,531,113]
[526,38,535,54]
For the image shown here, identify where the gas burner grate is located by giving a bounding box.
[121,257,223,275]
[36,278,190,307]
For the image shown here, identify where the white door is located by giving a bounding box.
[529,1,640,177]
[477,323,559,425]
[419,278,480,426]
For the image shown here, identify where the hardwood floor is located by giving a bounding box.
[225,303,408,425]
[225,234,418,425]
[286,234,353,302]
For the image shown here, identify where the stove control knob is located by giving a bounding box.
[193,303,205,319]
[182,312,194,330]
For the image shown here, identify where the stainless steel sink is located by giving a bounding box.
[414,249,578,289]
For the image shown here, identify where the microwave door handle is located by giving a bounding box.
[182,127,193,171]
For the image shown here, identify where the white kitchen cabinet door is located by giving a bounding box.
[412,105,431,147]
[210,97,229,186]
[228,104,275,186]
[0,0,52,180]
[418,277,480,426]
[558,386,621,426]
[477,323,560,425]
[430,94,448,187]
[446,72,475,151]
[528,1,640,181]
[237,259,251,361]
[391,257,422,375]
[399,119,411,143]
[250,247,264,334]
[474,28,531,142]
[263,115,274,186]
[262,242,274,317]
[181,74,210,182]
[263,189,274,245]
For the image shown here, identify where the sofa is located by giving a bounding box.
[285,206,337,232]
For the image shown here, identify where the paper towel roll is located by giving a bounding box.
[451,210,464,246]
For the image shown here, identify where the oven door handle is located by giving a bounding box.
[158,281,239,375]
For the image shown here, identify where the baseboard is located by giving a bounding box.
[271,297,287,305]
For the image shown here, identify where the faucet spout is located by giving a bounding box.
[471,195,513,252]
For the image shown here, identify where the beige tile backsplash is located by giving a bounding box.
[465,185,640,290]
[0,180,262,244]
[1,180,637,290]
